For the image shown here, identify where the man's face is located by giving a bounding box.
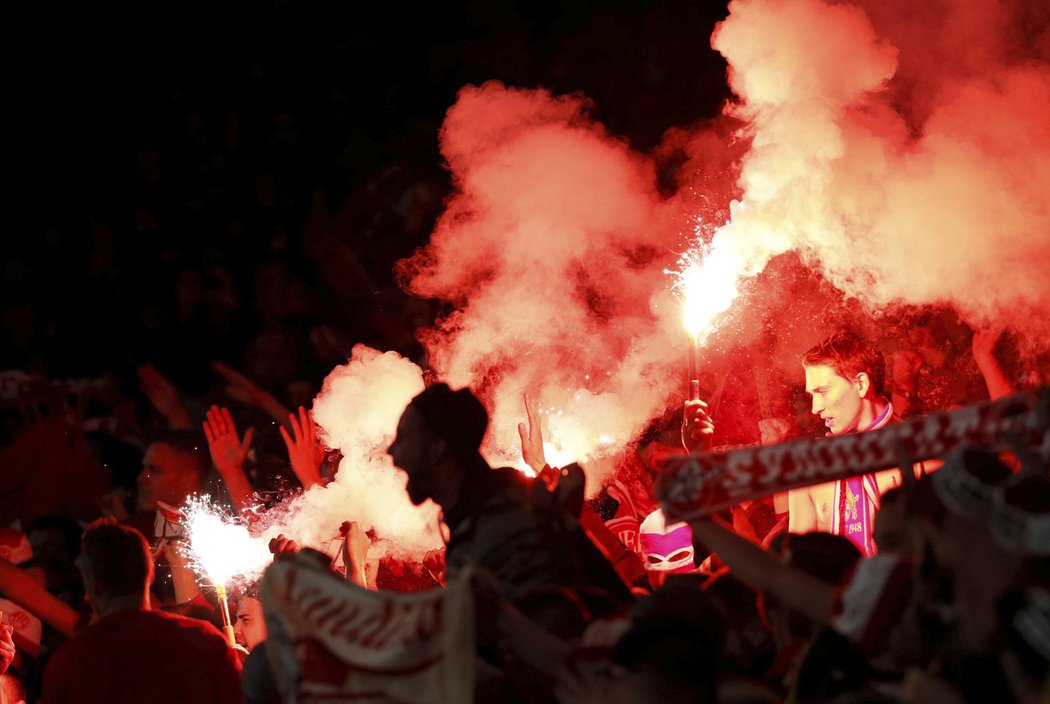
[388,407,442,506]
[804,364,864,436]
[234,596,268,651]
[136,443,201,512]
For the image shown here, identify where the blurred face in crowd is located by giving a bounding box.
[136,443,201,512]
[804,364,866,436]
[234,597,268,651]
[890,350,923,391]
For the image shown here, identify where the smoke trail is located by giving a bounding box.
[706,0,1050,343]
[398,81,712,492]
[255,345,442,559]
[395,0,1050,495]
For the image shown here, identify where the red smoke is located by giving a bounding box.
[394,0,1050,491]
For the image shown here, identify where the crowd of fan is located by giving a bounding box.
[0,320,1046,704]
[10,7,1048,703]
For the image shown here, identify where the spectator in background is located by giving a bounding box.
[41,520,241,704]
[234,595,282,704]
[134,430,209,516]
[637,509,700,589]
[232,596,267,653]
[888,346,925,418]
[122,430,215,611]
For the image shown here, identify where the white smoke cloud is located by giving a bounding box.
[399,81,693,493]
[707,0,1050,338]
[255,345,442,559]
[397,0,1050,482]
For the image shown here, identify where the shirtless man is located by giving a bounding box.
[685,328,903,556]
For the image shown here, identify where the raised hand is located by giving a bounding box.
[971,327,1002,360]
[970,327,1015,400]
[211,360,292,425]
[517,393,548,475]
[202,405,255,512]
[211,361,261,406]
[682,399,715,452]
[279,406,325,489]
[339,521,371,588]
[138,364,193,430]
[203,405,254,475]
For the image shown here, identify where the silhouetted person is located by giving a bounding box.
[41,520,241,704]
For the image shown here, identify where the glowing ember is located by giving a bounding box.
[182,496,273,587]
[673,239,743,343]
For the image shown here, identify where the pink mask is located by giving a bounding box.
[639,510,695,573]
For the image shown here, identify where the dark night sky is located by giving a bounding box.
[22,1,730,212]
[9,1,732,381]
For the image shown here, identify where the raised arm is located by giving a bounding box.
[517,393,548,477]
[138,364,194,430]
[0,558,79,637]
[971,328,1016,401]
[278,406,325,490]
[682,399,715,453]
[203,405,255,512]
[339,521,371,589]
[163,539,204,606]
[211,361,293,428]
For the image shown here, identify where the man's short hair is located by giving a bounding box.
[151,429,210,481]
[79,519,153,598]
[408,383,488,463]
[803,328,886,397]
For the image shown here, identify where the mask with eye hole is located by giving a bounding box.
[639,509,696,573]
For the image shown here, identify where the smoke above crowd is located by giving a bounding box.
[395,0,1050,491]
[248,0,1050,559]
[240,0,1050,563]
[707,0,1050,332]
[255,345,443,561]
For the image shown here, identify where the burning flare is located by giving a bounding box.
[671,235,745,399]
[181,496,273,588]
[673,238,743,343]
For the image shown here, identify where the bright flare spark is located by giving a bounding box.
[517,440,576,476]
[672,240,743,342]
[182,496,272,587]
